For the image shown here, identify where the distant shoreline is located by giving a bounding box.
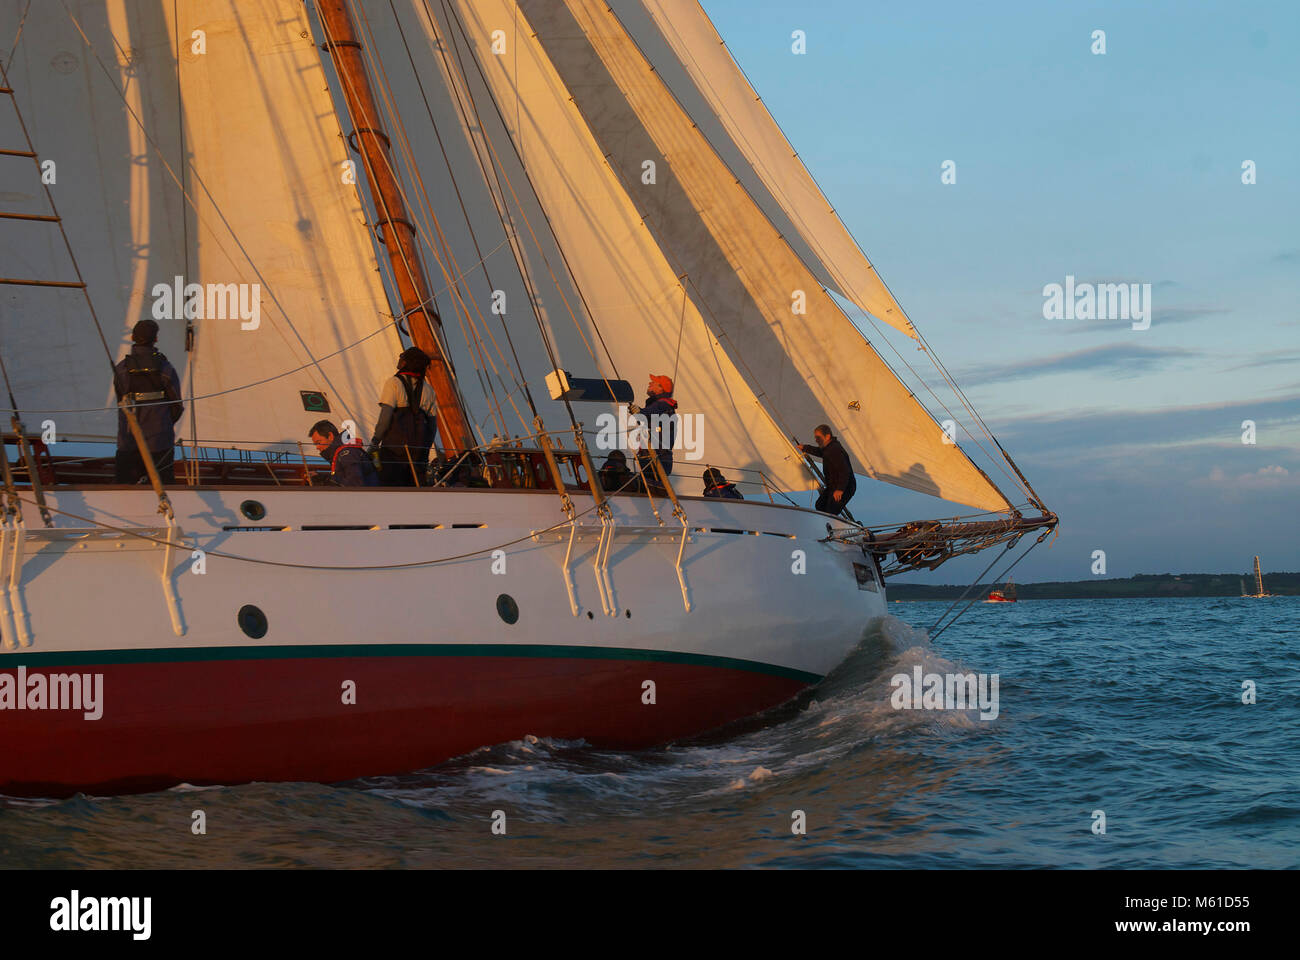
[887,571,1297,600]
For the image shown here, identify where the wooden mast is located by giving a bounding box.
[315,0,473,454]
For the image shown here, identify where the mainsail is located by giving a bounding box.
[0,0,401,448]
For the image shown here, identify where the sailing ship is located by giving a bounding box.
[986,575,1017,603]
[0,0,1054,797]
[1242,556,1271,598]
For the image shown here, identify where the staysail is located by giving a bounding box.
[346,0,817,489]
[611,0,917,340]
[0,0,401,448]
[499,0,1010,511]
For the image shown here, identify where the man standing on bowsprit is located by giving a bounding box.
[800,423,856,517]
[112,319,183,484]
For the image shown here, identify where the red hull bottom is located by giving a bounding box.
[1,655,810,797]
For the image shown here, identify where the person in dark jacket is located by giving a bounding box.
[310,420,378,487]
[598,449,634,493]
[702,467,743,500]
[800,423,856,516]
[368,347,438,486]
[112,319,183,484]
[632,374,677,490]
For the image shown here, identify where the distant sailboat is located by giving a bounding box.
[1243,556,1271,598]
[986,575,1017,603]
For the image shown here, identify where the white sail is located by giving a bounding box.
[1,1,184,442]
[0,0,401,448]
[512,0,1010,511]
[610,0,917,340]
[355,0,815,489]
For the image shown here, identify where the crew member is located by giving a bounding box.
[310,420,377,487]
[632,374,677,490]
[112,319,183,484]
[368,347,438,486]
[800,423,856,516]
[702,467,743,500]
[598,450,633,492]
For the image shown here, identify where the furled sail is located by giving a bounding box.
[609,0,917,340]
[0,0,401,448]
[506,0,1010,512]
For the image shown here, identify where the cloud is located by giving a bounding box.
[1196,465,1297,499]
[1211,464,1290,483]
[1064,305,1226,333]
[960,344,1197,385]
[1226,351,1300,371]
[987,393,1300,457]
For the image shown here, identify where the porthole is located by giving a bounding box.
[496,593,519,625]
[237,604,268,639]
[586,611,594,620]
[625,609,631,618]
[240,499,267,521]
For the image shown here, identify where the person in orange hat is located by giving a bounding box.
[632,374,678,489]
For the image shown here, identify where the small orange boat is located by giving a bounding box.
[986,576,1017,603]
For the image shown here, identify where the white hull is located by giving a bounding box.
[3,487,885,673]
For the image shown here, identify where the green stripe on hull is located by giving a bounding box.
[4,643,823,685]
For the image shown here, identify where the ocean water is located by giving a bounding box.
[2,597,1296,868]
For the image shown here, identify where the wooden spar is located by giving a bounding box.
[314,0,474,455]
[873,514,1057,545]
[854,512,1058,576]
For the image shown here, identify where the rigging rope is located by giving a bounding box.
[672,276,688,388]
[431,0,600,440]
[330,0,548,442]
[171,0,196,464]
[314,0,483,446]
[3,0,30,69]
[381,0,537,430]
[438,0,626,397]
[350,7,511,441]
[356,0,525,440]
[926,529,1052,641]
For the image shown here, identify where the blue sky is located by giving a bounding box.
[703,0,1300,582]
